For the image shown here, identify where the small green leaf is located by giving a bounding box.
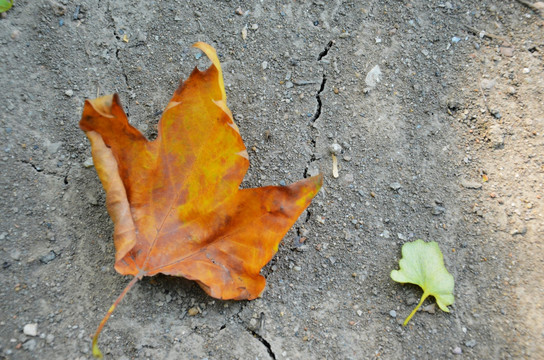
[391,239,454,326]
[0,0,13,13]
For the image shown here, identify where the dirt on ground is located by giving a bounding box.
[1,0,543,359]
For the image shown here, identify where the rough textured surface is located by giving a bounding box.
[0,0,542,359]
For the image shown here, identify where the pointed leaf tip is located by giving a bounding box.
[193,42,226,101]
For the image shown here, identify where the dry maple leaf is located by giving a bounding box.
[79,42,322,358]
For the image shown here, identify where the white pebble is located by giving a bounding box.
[329,143,342,155]
[23,323,38,337]
[452,346,462,355]
[241,25,248,40]
[64,89,74,97]
[83,157,94,168]
[365,65,382,89]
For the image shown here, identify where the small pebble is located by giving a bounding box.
[389,182,402,191]
[452,346,462,355]
[248,318,258,329]
[522,68,530,74]
[405,297,417,306]
[511,227,527,236]
[461,179,482,189]
[241,25,248,40]
[489,109,501,119]
[46,230,55,241]
[64,89,74,97]
[40,251,57,264]
[465,339,477,348]
[24,323,38,337]
[10,249,21,261]
[447,98,463,111]
[365,65,382,89]
[488,124,504,149]
[23,339,37,351]
[329,143,342,155]
[83,157,94,168]
[46,334,55,344]
[261,61,268,70]
[187,307,199,316]
[422,303,436,314]
[10,29,21,40]
[73,5,81,20]
[500,46,513,57]
[389,310,397,318]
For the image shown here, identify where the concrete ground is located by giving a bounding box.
[1,0,543,358]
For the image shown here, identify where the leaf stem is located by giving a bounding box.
[92,275,140,358]
[403,291,429,326]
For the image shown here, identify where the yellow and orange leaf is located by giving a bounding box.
[80,42,322,357]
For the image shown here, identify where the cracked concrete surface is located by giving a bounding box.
[1,0,544,359]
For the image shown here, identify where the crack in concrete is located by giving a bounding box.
[309,41,333,124]
[20,159,44,172]
[318,40,334,61]
[309,74,326,124]
[20,159,69,182]
[246,327,276,360]
[299,40,333,233]
[233,311,276,360]
[105,0,130,110]
[303,40,333,175]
